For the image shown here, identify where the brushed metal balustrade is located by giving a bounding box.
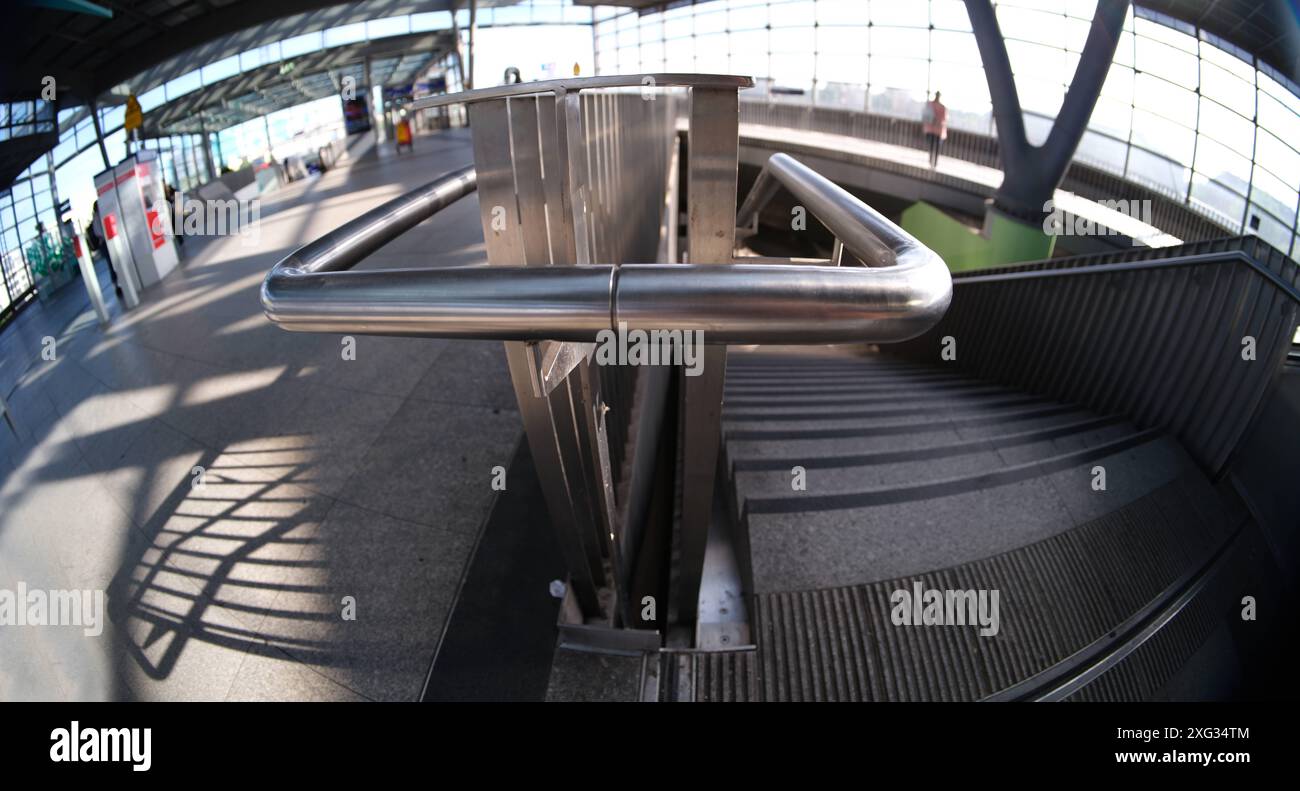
[260,141,951,344]
[260,74,954,643]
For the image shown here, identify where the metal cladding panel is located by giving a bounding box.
[465,89,681,623]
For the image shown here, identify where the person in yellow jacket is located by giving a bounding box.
[395,116,413,154]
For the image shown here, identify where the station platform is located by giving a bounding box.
[0,128,522,701]
[733,122,1182,249]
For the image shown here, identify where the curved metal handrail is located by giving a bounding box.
[739,153,903,268]
[262,159,952,344]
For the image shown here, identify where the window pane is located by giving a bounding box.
[1023,112,1053,146]
[817,0,870,26]
[1017,77,1064,117]
[280,32,322,59]
[772,25,815,53]
[1075,130,1128,176]
[1087,95,1131,140]
[1253,128,1300,186]
[1200,39,1254,82]
[818,26,862,55]
[1135,16,1198,53]
[76,122,98,149]
[870,26,929,59]
[1131,109,1195,164]
[998,6,1064,45]
[869,57,928,118]
[871,0,929,27]
[664,9,691,39]
[695,33,729,75]
[815,81,866,110]
[1007,39,1065,85]
[1198,97,1253,151]
[729,30,768,78]
[1257,91,1300,151]
[929,60,990,121]
[367,16,409,39]
[1199,62,1254,118]
[139,85,166,113]
[1246,204,1293,252]
[1127,146,1190,198]
[104,128,125,167]
[1100,63,1134,102]
[165,69,202,100]
[324,22,366,48]
[1194,136,1251,196]
[770,1,813,29]
[51,132,77,165]
[640,41,664,72]
[931,30,982,66]
[931,0,972,31]
[239,43,279,72]
[1133,73,1197,128]
[201,55,240,85]
[640,16,663,44]
[410,11,452,32]
[101,104,125,133]
[1249,165,1299,226]
[1135,31,1197,86]
[1112,30,1135,67]
[1258,72,1300,115]
[729,2,766,32]
[771,50,815,87]
[817,51,867,85]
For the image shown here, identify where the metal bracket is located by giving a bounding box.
[524,340,594,399]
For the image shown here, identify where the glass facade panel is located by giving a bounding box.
[1134,34,1198,86]
[1127,146,1190,199]
[1248,203,1293,251]
[1249,166,1299,227]
[1194,137,1252,196]
[164,70,202,100]
[1130,109,1196,165]
[201,55,240,85]
[2,0,1296,273]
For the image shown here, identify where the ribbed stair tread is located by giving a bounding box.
[679,473,1236,701]
[694,351,1237,701]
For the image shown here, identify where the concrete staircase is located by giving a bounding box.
[680,348,1243,701]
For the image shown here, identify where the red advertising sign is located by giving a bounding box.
[145,207,165,249]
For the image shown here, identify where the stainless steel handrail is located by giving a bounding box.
[262,160,952,344]
[739,153,904,268]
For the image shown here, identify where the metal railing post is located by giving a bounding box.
[674,85,739,628]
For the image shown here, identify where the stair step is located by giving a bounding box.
[730,414,1129,469]
[726,368,965,386]
[744,432,1191,593]
[723,391,1048,421]
[712,350,1234,702]
[724,380,1010,405]
[725,402,1085,442]
[731,419,1137,507]
[684,473,1236,701]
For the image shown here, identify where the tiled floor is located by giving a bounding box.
[0,128,523,701]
